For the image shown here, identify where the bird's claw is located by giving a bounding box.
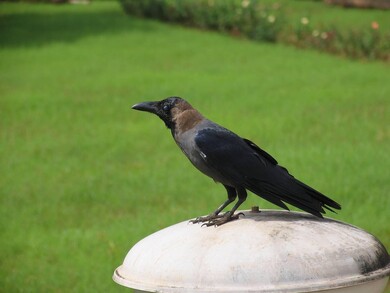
[189,213,224,224]
[201,212,244,227]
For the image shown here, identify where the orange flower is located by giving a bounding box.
[371,21,379,30]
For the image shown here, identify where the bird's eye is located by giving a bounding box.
[163,104,170,112]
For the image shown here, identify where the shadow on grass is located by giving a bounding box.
[0,4,154,48]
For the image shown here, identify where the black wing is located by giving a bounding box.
[195,127,340,217]
[243,138,278,165]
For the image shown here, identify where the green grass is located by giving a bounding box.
[1,1,389,292]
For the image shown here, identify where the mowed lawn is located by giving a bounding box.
[1,2,389,292]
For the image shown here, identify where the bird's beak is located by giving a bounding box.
[132,101,159,115]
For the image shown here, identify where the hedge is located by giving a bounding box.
[119,0,389,61]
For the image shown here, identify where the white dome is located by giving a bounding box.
[113,210,390,292]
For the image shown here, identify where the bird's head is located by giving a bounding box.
[132,96,196,130]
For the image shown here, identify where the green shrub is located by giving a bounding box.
[286,19,388,60]
[119,0,389,61]
[120,0,284,43]
[287,19,389,60]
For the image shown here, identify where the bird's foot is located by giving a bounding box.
[202,212,244,227]
[190,213,224,224]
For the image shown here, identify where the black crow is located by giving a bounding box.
[132,97,341,226]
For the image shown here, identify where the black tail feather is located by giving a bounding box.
[295,179,341,210]
[246,175,340,218]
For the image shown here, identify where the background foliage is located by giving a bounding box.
[1,1,389,292]
[120,0,390,61]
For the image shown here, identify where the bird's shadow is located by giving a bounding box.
[238,210,337,224]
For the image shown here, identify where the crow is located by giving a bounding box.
[132,97,341,226]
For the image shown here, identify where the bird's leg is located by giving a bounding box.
[203,187,247,227]
[190,185,236,224]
